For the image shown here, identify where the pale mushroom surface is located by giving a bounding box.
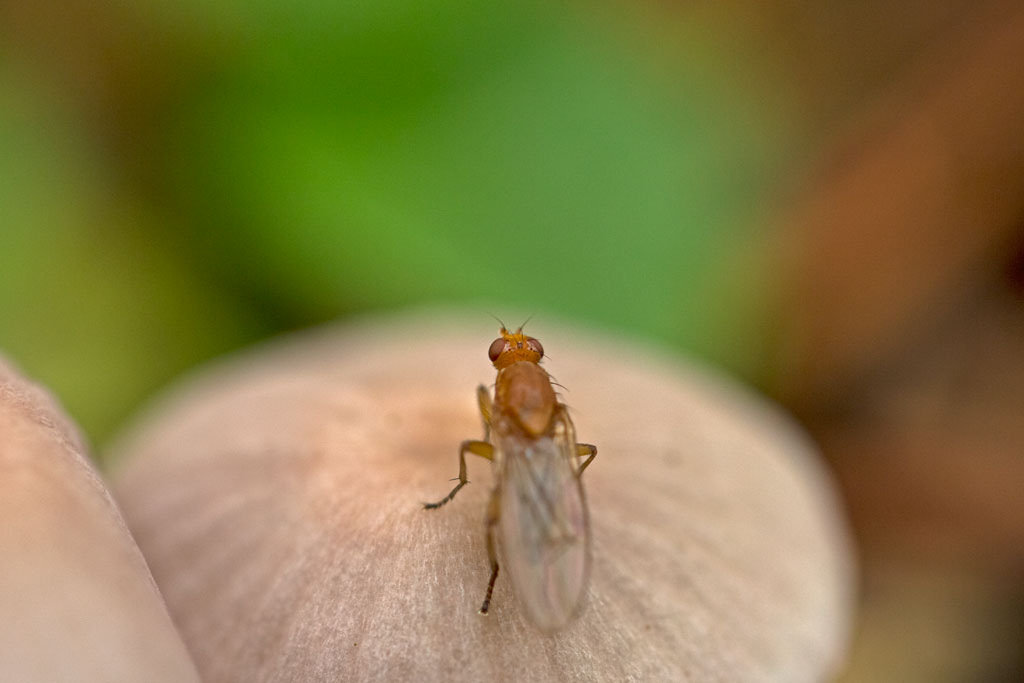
[111,312,854,682]
[0,355,200,682]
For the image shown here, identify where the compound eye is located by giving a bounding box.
[488,337,506,363]
[526,337,544,358]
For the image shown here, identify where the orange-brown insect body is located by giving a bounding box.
[488,327,544,369]
[495,360,556,437]
[424,325,596,631]
[491,327,555,436]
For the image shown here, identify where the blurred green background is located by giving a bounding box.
[4,1,1024,680]
[1,0,793,445]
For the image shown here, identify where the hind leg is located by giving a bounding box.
[479,486,501,614]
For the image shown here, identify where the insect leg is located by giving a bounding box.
[554,404,597,477]
[476,384,493,442]
[575,443,597,476]
[479,486,501,614]
[423,440,493,509]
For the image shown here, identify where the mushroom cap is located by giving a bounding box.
[111,311,854,682]
[0,356,199,682]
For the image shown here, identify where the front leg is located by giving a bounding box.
[477,384,493,442]
[423,440,494,509]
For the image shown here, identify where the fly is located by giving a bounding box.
[424,325,597,631]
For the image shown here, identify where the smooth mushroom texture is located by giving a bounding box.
[110,312,854,682]
[0,356,200,682]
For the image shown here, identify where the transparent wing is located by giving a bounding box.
[498,421,590,631]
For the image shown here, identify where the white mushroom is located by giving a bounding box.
[111,311,854,681]
[0,356,199,682]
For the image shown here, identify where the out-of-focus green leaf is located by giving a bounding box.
[0,63,262,447]
[0,0,796,448]
[157,0,791,369]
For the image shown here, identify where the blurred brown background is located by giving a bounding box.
[759,3,1024,679]
[2,0,1023,679]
